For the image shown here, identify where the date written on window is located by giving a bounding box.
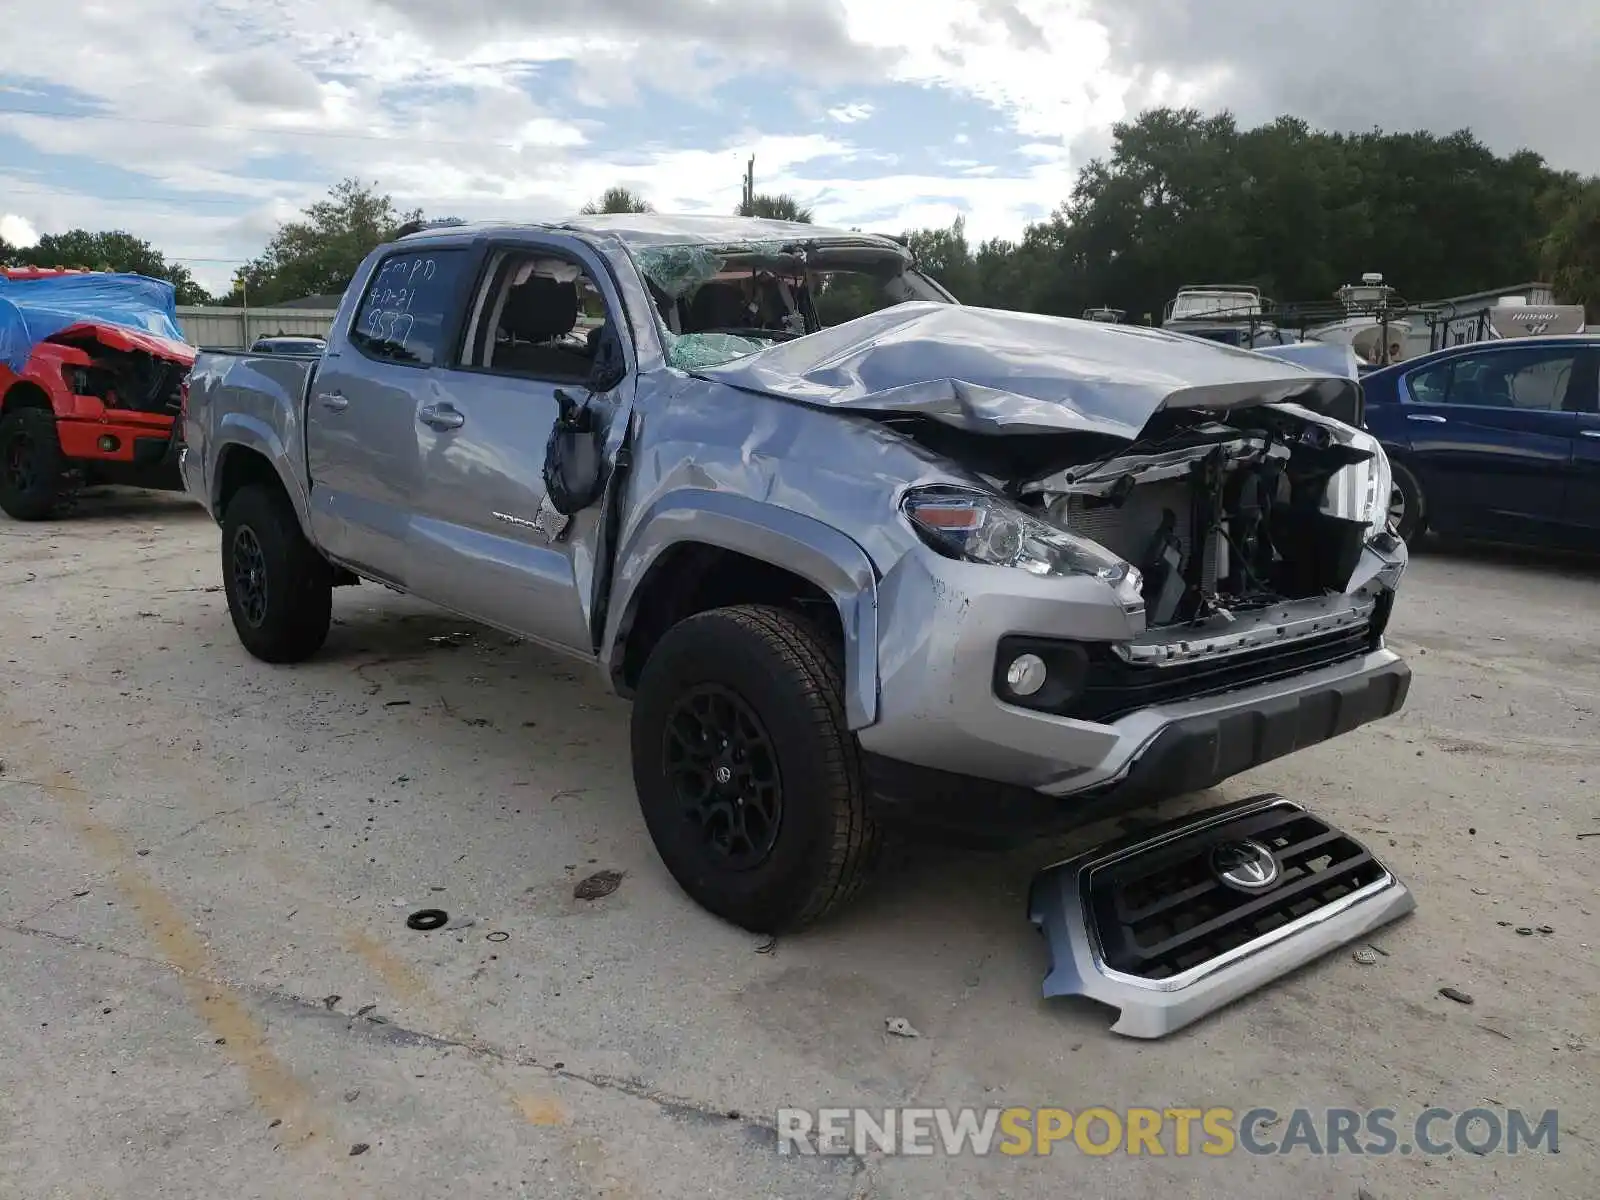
[363,257,438,350]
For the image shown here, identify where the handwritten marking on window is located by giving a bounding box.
[363,256,438,352]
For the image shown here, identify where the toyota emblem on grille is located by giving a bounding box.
[1210,838,1280,892]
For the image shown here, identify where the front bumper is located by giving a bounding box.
[1089,652,1409,801]
[54,413,185,492]
[55,412,175,464]
[857,543,1409,803]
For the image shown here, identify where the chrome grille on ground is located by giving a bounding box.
[1028,794,1414,1038]
[1088,805,1386,981]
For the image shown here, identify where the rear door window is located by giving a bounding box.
[1405,346,1582,411]
[349,249,470,367]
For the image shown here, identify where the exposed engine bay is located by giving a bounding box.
[59,340,188,415]
[1011,404,1389,633]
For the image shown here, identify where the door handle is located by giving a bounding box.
[317,391,348,412]
[418,403,465,431]
[1581,429,1600,439]
[1405,413,1446,423]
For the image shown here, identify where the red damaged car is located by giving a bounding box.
[0,267,197,519]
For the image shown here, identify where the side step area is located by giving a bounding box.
[1028,793,1414,1039]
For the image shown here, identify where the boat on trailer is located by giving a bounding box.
[1161,284,1289,348]
[1300,273,1413,366]
[1082,306,1126,324]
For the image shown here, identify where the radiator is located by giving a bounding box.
[1051,481,1221,591]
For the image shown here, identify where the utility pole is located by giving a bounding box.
[742,156,754,214]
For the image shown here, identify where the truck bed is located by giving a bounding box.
[182,349,319,515]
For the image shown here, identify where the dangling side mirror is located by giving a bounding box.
[545,389,606,516]
[552,388,592,432]
[587,327,627,394]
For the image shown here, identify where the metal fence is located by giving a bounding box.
[175,305,340,349]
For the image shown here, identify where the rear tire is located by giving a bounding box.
[1390,460,1425,543]
[221,482,333,663]
[0,408,66,521]
[630,604,880,933]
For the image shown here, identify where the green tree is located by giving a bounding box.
[233,178,422,306]
[580,186,652,214]
[5,229,210,304]
[1542,180,1600,319]
[905,217,976,300]
[736,193,814,222]
[886,107,1575,323]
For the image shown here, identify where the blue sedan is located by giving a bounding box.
[1361,335,1600,549]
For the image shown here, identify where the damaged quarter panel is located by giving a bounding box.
[599,372,970,730]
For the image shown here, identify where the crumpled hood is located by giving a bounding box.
[692,302,1362,438]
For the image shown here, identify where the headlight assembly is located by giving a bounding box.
[902,486,1143,604]
[1316,430,1393,540]
[1364,441,1394,540]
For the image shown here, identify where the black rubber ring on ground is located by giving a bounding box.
[406,908,449,931]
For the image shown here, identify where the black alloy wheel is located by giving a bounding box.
[0,408,68,520]
[5,427,36,494]
[230,525,269,627]
[630,605,881,933]
[219,481,333,662]
[662,683,785,872]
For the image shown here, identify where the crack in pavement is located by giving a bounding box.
[4,918,876,1188]
[160,787,306,846]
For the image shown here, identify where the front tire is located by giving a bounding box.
[0,408,66,521]
[1390,460,1425,542]
[220,482,333,663]
[630,605,880,933]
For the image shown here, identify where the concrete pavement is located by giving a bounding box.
[1,491,1594,1199]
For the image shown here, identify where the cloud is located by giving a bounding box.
[1,213,41,247]
[1092,0,1600,173]
[979,0,1048,51]
[827,103,874,124]
[369,0,889,80]
[202,50,326,110]
[0,0,1593,296]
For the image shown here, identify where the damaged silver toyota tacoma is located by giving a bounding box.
[181,214,1411,944]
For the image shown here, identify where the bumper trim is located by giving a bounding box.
[861,654,1412,843]
[1028,793,1416,1039]
[1072,655,1412,803]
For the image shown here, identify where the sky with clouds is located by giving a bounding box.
[2,0,1596,295]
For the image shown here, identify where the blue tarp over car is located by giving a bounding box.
[0,272,190,372]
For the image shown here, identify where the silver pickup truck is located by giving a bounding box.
[181,213,1411,936]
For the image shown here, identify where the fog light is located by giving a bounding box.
[1005,653,1048,697]
[97,434,119,452]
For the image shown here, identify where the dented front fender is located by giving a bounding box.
[599,488,881,729]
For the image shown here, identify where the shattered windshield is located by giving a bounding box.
[629,239,951,371]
